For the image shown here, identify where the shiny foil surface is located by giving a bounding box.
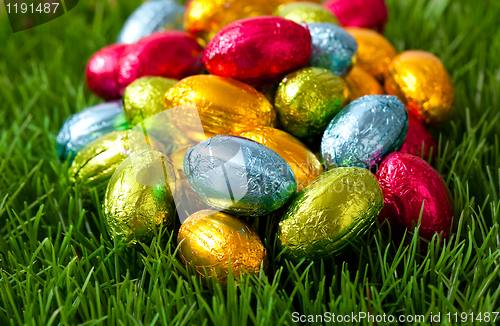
[239,127,324,192]
[400,115,437,161]
[104,150,176,244]
[345,27,396,82]
[203,16,312,86]
[163,75,276,139]
[345,65,384,102]
[321,95,408,169]
[278,167,384,261]
[275,67,349,139]
[273,2,339,25]
[183,135,297,217]
[57,100,129,162]
[385,50,455,125]
[116,0,184,44]
[117,32,203,94]
[308,22,358,77]
[86,43,128,100]
[376,152,454,241]
[323,0,388,33]
[178,210,267,283]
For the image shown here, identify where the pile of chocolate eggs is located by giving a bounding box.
[57,0,455,283]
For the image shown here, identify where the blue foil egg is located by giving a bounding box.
[116,0,184,44]
[57,100,129,162]
[309,23,358,77]
[183,135,297,217]
[320,95,408,169]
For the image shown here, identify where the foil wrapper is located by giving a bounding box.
[344,65,384,102]
[239,127,324,192]
[278,167,384,261]
[345,27,397,82]
[376,152,453,241]
[273,2,339,25]
[321,95,408,169]
[385,50,455,125]
[178,210,267,284]
[183,135,297,217]
[400,115,437,161]
[203,16,312,86]
[323,0,388,33]
[116,0,184,44]
[308,22,358,77]
[57,100,129,162]
[86,43,128,100]
[104,150,176,244]
[275,67,349,139]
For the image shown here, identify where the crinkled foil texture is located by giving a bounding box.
[345,65,384,102]
[104,150,176,244]
[400,115,437,161]
[57,100,129,162]
[183,135,297,217]
[278,167,384,261]
[321,95,408,169]
[385,50,454,125]
[376,152,453,241]
[273,2,339,25]
[203,16,312,86]
[275,67,349,139]
[178,210,267,283]
[309,22,358,77]
[116,0,184,44]
[324,0,388,33]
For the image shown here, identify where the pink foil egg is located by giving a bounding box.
[86,43,128,100]
[400,115,438,162]
[203,16,312,86]
[117,31,203,95]
[376,152,454,242]
[323,0,388,33]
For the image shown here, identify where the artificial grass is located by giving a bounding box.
[0,0,500,325]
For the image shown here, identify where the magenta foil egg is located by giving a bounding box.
[400,115,438,162]
[323,0,388,33]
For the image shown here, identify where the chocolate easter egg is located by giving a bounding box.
[323,0,388,33]
[203,16,311,86]
[273,2,339,25]
[344,65,384,102]
[321,95,408,169]
[278,167,384,261]
[400,115,437,161]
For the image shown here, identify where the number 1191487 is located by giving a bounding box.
[6,2,59,14]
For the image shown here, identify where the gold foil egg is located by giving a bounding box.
[275,67,349,139]
[344,65,384,102]
[239,126,324,191]
[104,150,176,244]
[345,27,397,81]
[177,210,267,284]
[273,2,339,25]
[385,50,454,125]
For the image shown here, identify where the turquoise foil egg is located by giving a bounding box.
[309,22,358,77]
[320,95,408,169]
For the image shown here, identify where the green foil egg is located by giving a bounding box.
[275,67,349,139]
[273,2,339,25]
[277,167,384,261]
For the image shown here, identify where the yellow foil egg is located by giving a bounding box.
[344,65,384,102]
[345,27,397,82]
[177,210,267,284]
[239,126,324,191]
[273,2,339,25]
[163,75,276,141]
[385,50,454,125]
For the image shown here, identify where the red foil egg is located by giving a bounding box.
[117,31,203,95]
[400,115,438,162]
[203,16,312,86]
[323,0,388,33]
[376,152,453,242]
[86,43,128,100]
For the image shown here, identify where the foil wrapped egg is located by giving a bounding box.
[385,50,455,125]
[203,16,312,86]
[376,152,454,241]
[275,67,349,139]
[178,210,267,284]
[345,27,397,82]
[273,2,339,25]
[86,43,128,100]
[400,115,437,162]
[321,95,408,169]
[116,0,184,44]
[344,65,384,102]
[183,135,297,217]
[323,0,388,33]
[104,150,176,244]
[57,100,129,162]
[239,127,324,192]
[278,167,384,261]
[117,31,203,94]
[308,22,358,77]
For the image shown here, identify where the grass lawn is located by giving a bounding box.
[1,0,500,325]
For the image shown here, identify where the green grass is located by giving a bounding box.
[1,0,500,325]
